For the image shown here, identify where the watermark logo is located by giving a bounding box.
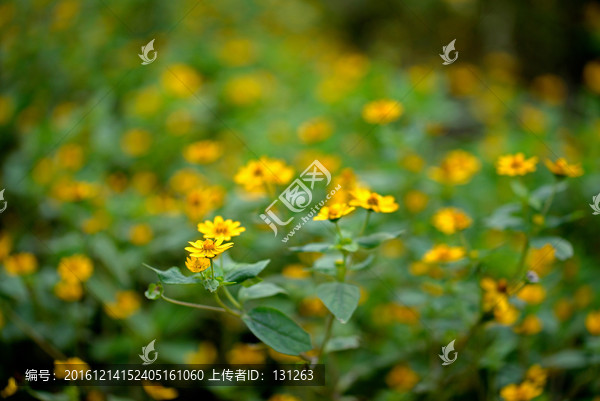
[260,160,332,236]
[139,339,158,365]
[590,192,600,215]
[139,39,157,65]
[440,39,458,65]
[0,189,7,213]
[439,339,458,365]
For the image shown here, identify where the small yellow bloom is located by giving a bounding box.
[185,342,217,365]
[575,285,593,308]
[224,73,264,105]
[494,298,519,326]
[385,365,419,392]
[58,254,93,283]
[4,253,38,276]
[267,394,301,401]
[54,280,84,302]
[404,190,429,213]
[349,189,398,213]
[0,232,13,261]
[281,264,310,279]
[585,310,600,335]
[161,64,202,98]
[532,214,545,226]
[496,153,538,176]
[226,343,266,364]
[297,118,333,143]
[409,261,430,276]
[121,128,152,157]
[400,153,425,173]
[480,277,510,311]
[516,284,546,305]
[526,244,555,277]
[525,364,547,388]
[514,315,543,335]
[428,150,481,185]
[500,382,543,401]
[0,377,17,398]
[374,303,420,325]
[104,291,141,319]
[234,157,294,194]
[185,238,233,259]
[313,203,355,221]
[142,382,179,400]
[218,38,256,67]
[532,74,567,105]
[185,257,210,273]
[584,60,600,94]
[422,244,465,263]
[553,298,573,322]
[130,224,153,245]
[299,297,328,317]
[197,216,245,241]
[362,99,403,124]
[184,187,224,222]
[544,158,584,178]
[56,143,84,171]
[432,207,472,234]
[183,140,223,164]
[54,358,90,379]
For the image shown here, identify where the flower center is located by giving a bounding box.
[202,240,215,251]
[215,225,228,235]
[367,195,379,206]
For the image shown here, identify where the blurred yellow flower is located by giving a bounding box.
[299,297,328,317]
[184,187,224,221]
[131,86,162,117]
[544,158,584,178]
[496,153,538,176]
[130,224,153,245]
[575,285,593,308]
[374,303,420,325]
[404,190,429,214]
[520,105,546,134]
[56,144,84,171]
[350,189,398,213]
[584,60,600,94]
[226,343,266,364]
[51,0,80,31]
[4,253,38,276]
[32,157,55,185]
[516,284,546,305]
[142,382,178,400]
[169,169,205,195]
[165,109,193,136]
[385,365,419,392]
[585,310,600,335]
[0,377,17,398]
[281,264,310,279]
[526,244,555,276]
[494,298,520,325]
[514,315,543,335]
[185,257,210,273]
[532,74,567,105]
[183,140,223,164]
[409,261,430,276]
[525,365,547,388]
[185,342,217,365]
[447,64,480,96]
[0,232,12,261]
[54,280,84,302]
[431,207,472,234]
[422,244,465,263]
[51,178,99,202]
[313,203,355,221]
[162,64,202,98]
[198,216,245,241]
[219,38,256,67]
[82,211,110,234]
[267,394,301,401]
[225,74,264,105]
[400,153,426,173]
[234,157,294,193]
[58,254,93,282]
[553,298,573,322]
[428,150,481,185]
[362,99,403,124]
[500,382,543,401]
[121,128,152,157]
[132,171,158,195]
[297,118,333,143]
[104,291,141,319]
[54,358,89,379]
[107,172,128,193]
[185,238,233,259]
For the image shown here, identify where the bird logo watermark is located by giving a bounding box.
[139,39,157,65]
[139,339,158,365]
[440,39,458,65]
[439,339,458,365]
[0,189,7,213]
[590,192,600,215]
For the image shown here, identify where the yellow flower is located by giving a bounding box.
[142,382,178,400]
[496,153,538,176]
[526,244,555,277]
[584,60,600,94]
[313,203,355,221]
[385,365,419,391]
[185,257,210,273]
[517,285,546,305]
[224,73,264,105]
[532,74,567,105]
[514,315,543,335]
[131,86,162,117]
[56,143,84,171]
[54,358,90,379]
[58,254,93,282]
[428,150,481,185]
[525,365,547,388]
[480,277,510,311]
[104,291,141,319]
[500,382,543,401]
[299,297,328,317]
[362,99,403,124]
[218,38,256,67]
[0,232,13,261]
[374,303,420,325]
[297,118,333,143]
[121,128,152,157]
[422,244,465,263]
[161,64,202,98]
[544,158,584,178]
[0,377,17,398]
[4,253,38,276]
[165,109,193,136]
[234,157,294,194]
[401,153,425,172]
[183,140,223,164]
[130,224,153,245]
[185,342,217,365]
[197,216,245,241]
[184,187,224,222]
[185,238,233,259]
[585,310,600,335]
[553,298,573,322]
[575,285,593,308]
[431,207,472,234]
[51,178,99,202]
[404,190,429,213]
[349,189,398,213]
[267,395,301,401]
[281,264,310,279]
[226,343,266,364]
[54,280,84,302]
[494,298,519,325]
[409,261,430,276]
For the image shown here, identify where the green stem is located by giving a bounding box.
[334,221,343,239]
[541,179,558,216]
[214,290,241,317]
[161,294,226,313]
[222,286,242,309]
[317,314,335,363]
[210,258,215,280]
[514,235,530,282]
[360,210,371,236]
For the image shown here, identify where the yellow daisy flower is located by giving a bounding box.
[500,382,543,401]
[585,310,600,335]
[313,203,355,221]
[422,244,465,263]
[544,158,584,178]
[428,150,481,185]
[234,157,294,194]
[362,99,403,124]
[496,153,538,176]
[197,216,245,241]
[349,189,398,213]
[185,238,233,259]
[431,207,472,234]
[4,253,38,276]
[185,256,211,273]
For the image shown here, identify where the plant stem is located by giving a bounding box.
[161,294,226,313]
[214,290,241,317]
[360,210,371,236]
[541,179,558,216]
[317,314,335,363]
[334,221,343,239]
[222,286,242,309]
[210,258,215,280]
[514,235,530,283]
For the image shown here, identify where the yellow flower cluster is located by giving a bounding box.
[313,203,355,221]
[481,278,519,325]
[431,207,472,234]
[4,253,38,276]
[104,290,141,319]
[349,188,398,213]
[54,254,94,302]
[362,99,403,124]
[422,244,465,263]
[385,364,420,392]
[234,157,294,194]
[496,153,538,176]
[500,365,547,401]
[429,150,481,185]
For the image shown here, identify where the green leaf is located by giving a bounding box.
[542,350,587,369]
[317,282,360,323]
[338,240,359,252]
[239,282,286,302]
[224,259,270,284]
[531,181,568,201]
[242,307,312,355]
[510,180,528,199]
[355,230,404,249]
[531,237,573,260]
[289,243,333,252]
[325,336,360,353]
[144,283,163,300]
[485,203,523,230]
[349,254,375,271]
[143,264,203,284]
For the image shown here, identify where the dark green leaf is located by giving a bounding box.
[239,282,286,302]
[242,307,312,355]
[355,230,404,249]
[224,259,270,284]
[143,264,203,284]
[317,282,360,323]
[325,336,360,353]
